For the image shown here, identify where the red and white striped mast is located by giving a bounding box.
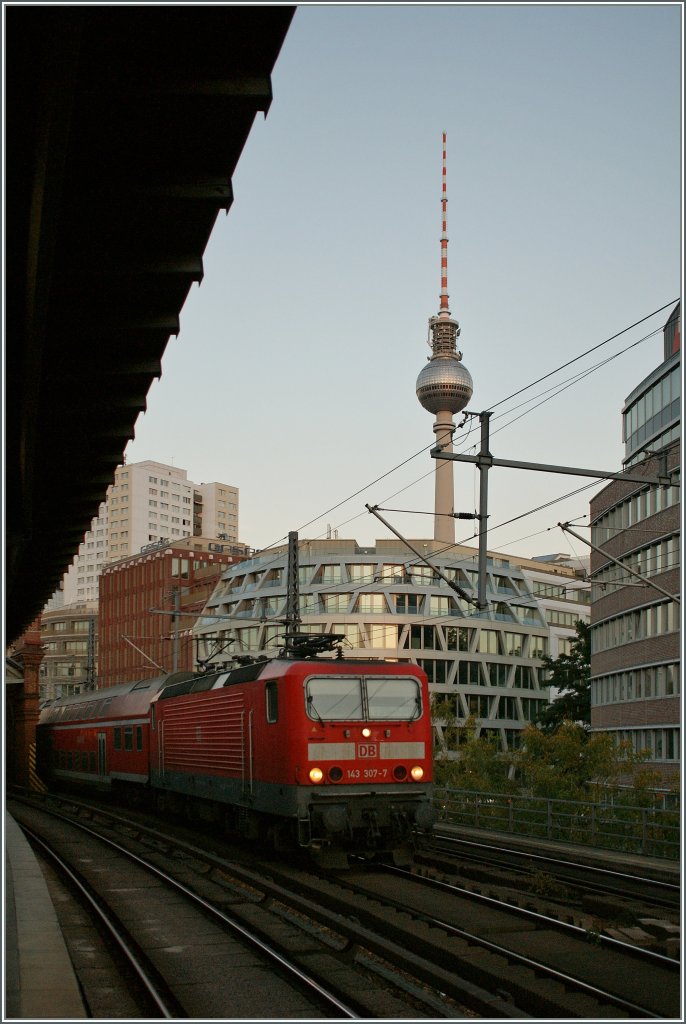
[439,130,450,317]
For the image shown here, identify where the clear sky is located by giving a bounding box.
[125,3,682,563]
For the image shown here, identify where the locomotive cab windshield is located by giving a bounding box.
[305,675,422,722]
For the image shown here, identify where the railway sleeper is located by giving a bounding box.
[256,870,633,1018]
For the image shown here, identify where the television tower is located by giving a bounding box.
[416,132,473,544]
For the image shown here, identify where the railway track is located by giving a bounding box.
[10,796,469,1018]
[18,826,185,1019]
[423,831,683,905]
[10,793,681,1018]
[419,831,683,950]
[10,800,361,1019]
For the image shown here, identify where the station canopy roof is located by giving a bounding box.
[5,7,295,643]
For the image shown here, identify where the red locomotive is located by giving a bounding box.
[37,644,435,865]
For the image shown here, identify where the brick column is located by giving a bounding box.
[6,619,44,788]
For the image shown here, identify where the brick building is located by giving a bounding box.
[98,538,248,685]
[589,304,680,786]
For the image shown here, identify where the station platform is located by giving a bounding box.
[4,812,87,1020]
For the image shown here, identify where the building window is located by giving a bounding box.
[356,593,387,614]
[405,624,436,650]
[487,663,510,687]
[171,558,189,579]
[322,593,351,613]
[458,661,482,686]
[418,658,448,685]
[429,596,451,616]
[332,622,362,647]
[513,665,534,689]
[444,626,472,651]
[367,624,397,648]
[503,632,526,656]
[394,593,422,614]
[478,630,501,654]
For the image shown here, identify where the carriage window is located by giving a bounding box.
[136,726,143,752]
[113,727,122,750]
[366,677,422,721]
[306,678,364,721]
[124,726,133,751]
[265,682,278,723]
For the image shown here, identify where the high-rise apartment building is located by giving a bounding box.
[589,303,680,786]
[59,461,240,604]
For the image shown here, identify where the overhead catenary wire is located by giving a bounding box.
[257,304,674,554]
[485,299,678,412]
[204,304,678,647]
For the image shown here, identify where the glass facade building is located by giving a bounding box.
[589,303,681,786]
[193,538,588,755]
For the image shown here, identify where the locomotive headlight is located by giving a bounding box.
[309,767,324,783]
[410,765,424,781]
[362,727,371,738]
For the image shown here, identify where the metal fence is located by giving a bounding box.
[433,787,680,860]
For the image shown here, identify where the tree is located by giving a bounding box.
[508,721,631,801]
[431,704,515,793]
[536,620,591,733]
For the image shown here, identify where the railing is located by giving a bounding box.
[433,787,680,860]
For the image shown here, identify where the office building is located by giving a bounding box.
[589,303,680,785]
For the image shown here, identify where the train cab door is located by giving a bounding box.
[97,732,107,777]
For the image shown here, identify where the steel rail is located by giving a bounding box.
[363,863,674,1018]
[386,862,678,969]
[425,831,680,905]
[23,807,358,1020]
[20,825,182,1019]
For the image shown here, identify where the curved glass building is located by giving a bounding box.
[194,538,557,754]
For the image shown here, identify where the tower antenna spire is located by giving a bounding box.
[440,130,450,316]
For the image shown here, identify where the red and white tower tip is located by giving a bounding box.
[415,132,473,544]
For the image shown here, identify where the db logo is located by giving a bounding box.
[357,743,377,758]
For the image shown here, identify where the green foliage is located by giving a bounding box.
[431,703,516,793]
[508,722,631,801]
[536,620,591,733]
[430,657,664,805]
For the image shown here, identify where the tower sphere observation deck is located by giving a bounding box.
[416,335,473,414]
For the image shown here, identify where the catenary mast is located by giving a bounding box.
[416,132,473,544]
